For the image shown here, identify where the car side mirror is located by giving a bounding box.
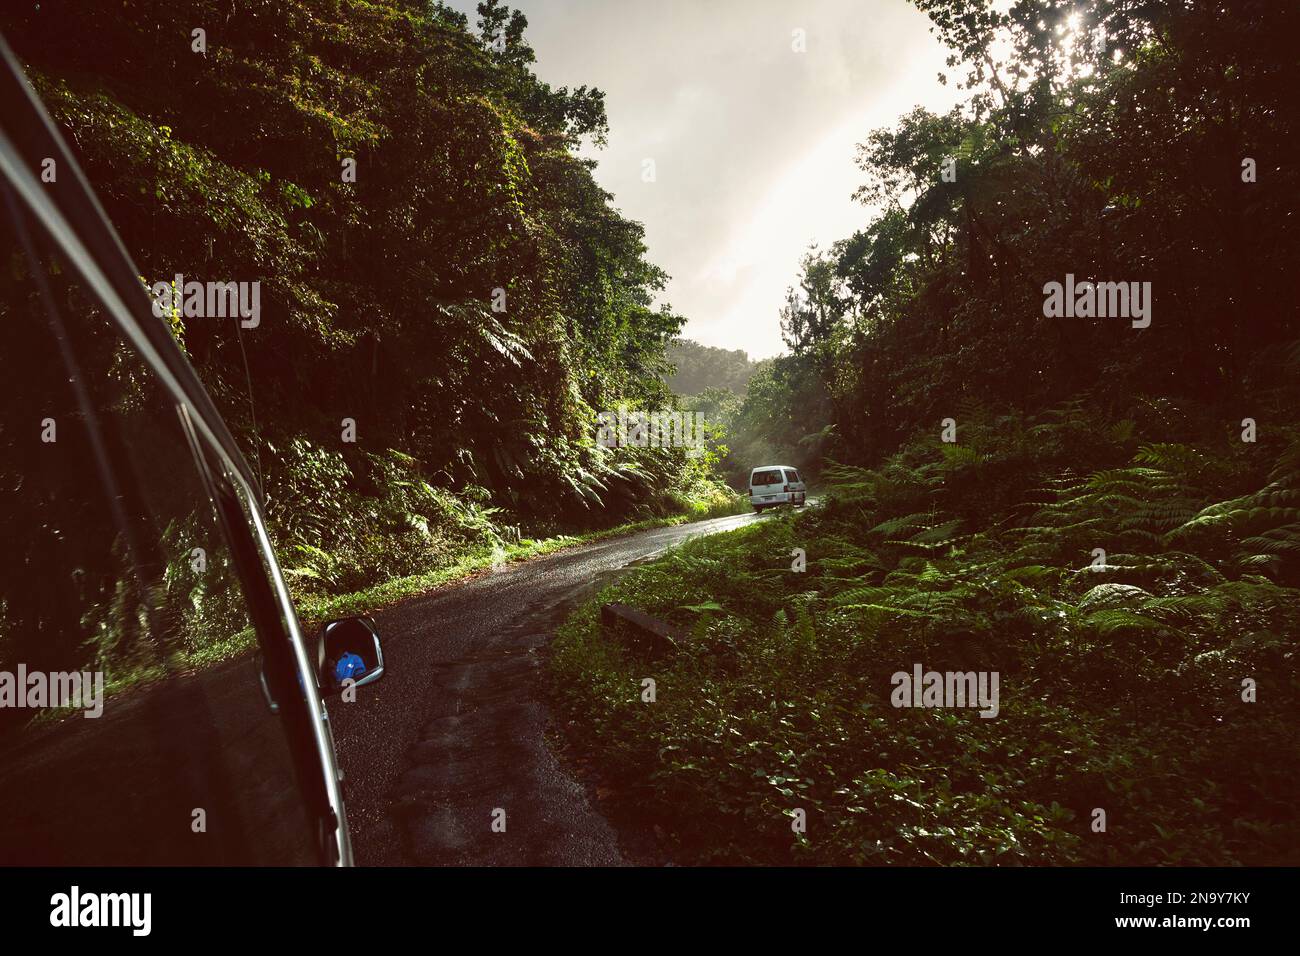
[317,616,386,696]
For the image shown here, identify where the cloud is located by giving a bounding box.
[450,0,959,358]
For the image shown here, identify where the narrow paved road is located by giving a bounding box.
[328,508,768,866]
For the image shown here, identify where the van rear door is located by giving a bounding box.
[750,467,784,501]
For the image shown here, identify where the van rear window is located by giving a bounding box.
[752,470,784,486]
[785,469,801,483]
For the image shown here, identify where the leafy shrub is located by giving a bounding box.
[550,408,1300,865]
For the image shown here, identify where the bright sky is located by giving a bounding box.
[451,0,962,359]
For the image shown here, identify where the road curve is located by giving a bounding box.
[328,507,767,866]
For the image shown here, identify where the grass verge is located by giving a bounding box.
[295,495,747,626]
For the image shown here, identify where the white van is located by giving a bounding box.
[749,465,807,513]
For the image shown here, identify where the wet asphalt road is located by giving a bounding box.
[327,508,766,866]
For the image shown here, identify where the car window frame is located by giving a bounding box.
[178,406,350,866]
[0,36,352,865]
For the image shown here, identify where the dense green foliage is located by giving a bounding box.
[1,0,733,607]
[552,405,1300,865]
[735,0,1298,470]
[551,0,1300,864]
[665,338,764,397]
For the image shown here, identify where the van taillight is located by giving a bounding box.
[783,484,790,492]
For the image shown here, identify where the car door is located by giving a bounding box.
[0,195,339,864]
[0,38,344,865]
